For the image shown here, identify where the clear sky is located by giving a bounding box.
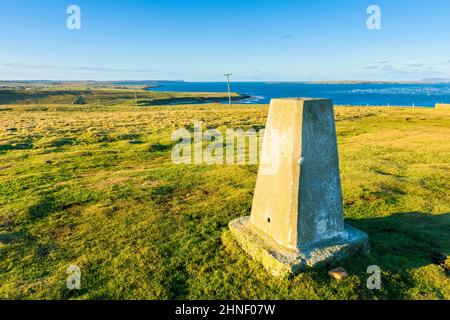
[1,0,450,81]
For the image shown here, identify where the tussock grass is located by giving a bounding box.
[0,104,449,299]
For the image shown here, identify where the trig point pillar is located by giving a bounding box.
[229,98,369,277]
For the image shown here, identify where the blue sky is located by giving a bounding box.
[1,0,450,81]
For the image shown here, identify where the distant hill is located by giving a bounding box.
[306,79,450,84]
[421,78,450,83]
[305,80,421,85]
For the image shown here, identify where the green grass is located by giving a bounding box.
[0,103,449,300]
[0,88,243,106]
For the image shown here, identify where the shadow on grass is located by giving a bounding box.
[0,140,33,152]
[27,195,58,220]
[0,232,22,245]
[348,212,449,270]
[149,143,172,152]
[45,137,76,148]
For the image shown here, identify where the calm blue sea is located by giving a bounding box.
[146,82,450,107]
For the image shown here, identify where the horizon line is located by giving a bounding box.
[1,79,450,83]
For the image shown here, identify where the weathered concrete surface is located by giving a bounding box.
[251,98,345,249]
[230,217,369,277]
[435,103,450,110]
[229,98,369,277]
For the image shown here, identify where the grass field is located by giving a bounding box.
[0,88,244,106]
[0,103,449,300]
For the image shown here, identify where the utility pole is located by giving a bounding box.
[135,92,138,107]
[224,73,232,106]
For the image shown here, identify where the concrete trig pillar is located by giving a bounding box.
[229,98,369,277]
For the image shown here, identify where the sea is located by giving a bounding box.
[145,82,450,107]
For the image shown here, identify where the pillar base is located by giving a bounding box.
[229,217,370,277]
